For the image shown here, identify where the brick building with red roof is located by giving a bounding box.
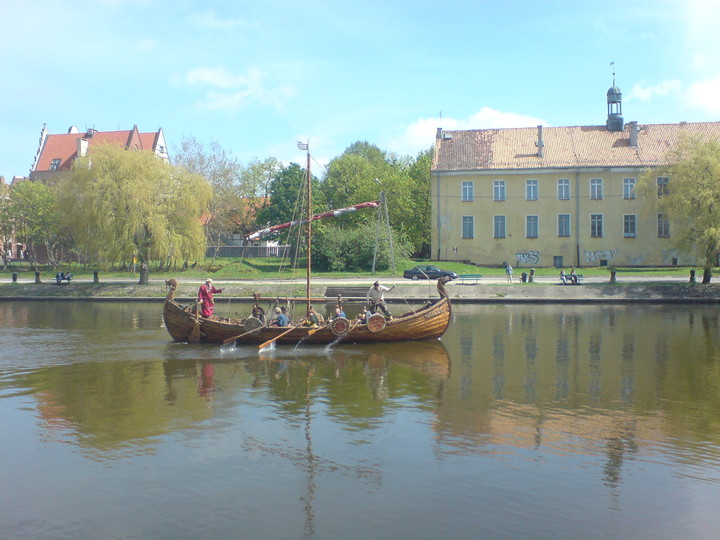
[30,124,168,182]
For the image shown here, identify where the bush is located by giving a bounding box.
[312,223,411,272]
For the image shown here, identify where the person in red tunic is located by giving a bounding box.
[197,278,223,317]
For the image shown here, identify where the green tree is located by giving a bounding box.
[322,142,431,256]
[57,144,212,284]
[312,222,411,272]
[638,137,720,283]
[406,148,434,258]
[0,180,61,270]
[173,137,245,260]
[256,163,325,240]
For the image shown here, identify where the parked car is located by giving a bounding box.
[403,265,458,281]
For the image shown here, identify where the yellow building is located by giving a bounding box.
[431,87,720,268]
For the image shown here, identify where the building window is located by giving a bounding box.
[623,177,636,200]
[657,177,669,197]
[493,180,505,202]
[462,216,474,239]
[494,215,506,239]
[50,158,61,171]
[461,181,474,202]
[591,214,603,237]
[558,214,571,237]
[590,178,603,200]
[526,179,538,201]
[526,215,539,238]
[624,214,636,238]
[658,213,670,238]
[557,178,570,200]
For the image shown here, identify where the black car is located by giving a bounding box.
[403,265,458,281]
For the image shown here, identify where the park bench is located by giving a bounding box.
[560,274,584,285]
[55,272,73,285]
[457,274,482,284]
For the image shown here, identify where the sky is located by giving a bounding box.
[1,0,719,179]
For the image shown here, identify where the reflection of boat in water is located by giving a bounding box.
[163,141,451,347]
[362,339,451,381]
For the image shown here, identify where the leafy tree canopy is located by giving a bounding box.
[321,142,432,256]
[57,144,212,283]
[255,163,325,242]
[638,137,720,282]
[0,180,60,267]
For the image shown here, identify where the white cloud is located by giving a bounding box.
[626,81,682,102]
[685,76,720,115]
[386,107,547,156]
[183,66,294,113]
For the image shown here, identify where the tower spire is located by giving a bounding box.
[606,62,623,132]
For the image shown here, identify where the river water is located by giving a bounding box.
[1,300,719,539]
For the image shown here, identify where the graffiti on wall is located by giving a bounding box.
[583,249,618,263]
[516,250,540,265]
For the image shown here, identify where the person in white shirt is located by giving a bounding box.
[366,281,395,319]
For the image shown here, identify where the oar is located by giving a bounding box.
[258,326,298,350]
[222,325,264,344]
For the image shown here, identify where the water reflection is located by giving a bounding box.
[2,301,720,538]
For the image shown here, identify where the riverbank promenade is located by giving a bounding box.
[1,272,718,303]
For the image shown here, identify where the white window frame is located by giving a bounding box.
[590,213,603,238]
[461,181,474,202]
[624,214,636,238]
[558,214,571,237]
[526,179,538,201]
[462,216,474,239]
[657,177,669,198]
[623,177,636,200]
[557,178,570,200]
[526,215,539,238]
[658,213,670,238]
[493,180,505,202]
[590,178,603,200]
[494,215,506,239]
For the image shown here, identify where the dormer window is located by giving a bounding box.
[50,158,61,171]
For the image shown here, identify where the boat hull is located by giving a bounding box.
[163,288,451,346]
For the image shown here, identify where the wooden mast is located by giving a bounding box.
[303,142,311,315]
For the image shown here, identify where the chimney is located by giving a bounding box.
[628,121,639,147]
[535,125,545,157]
[78,137,89,157]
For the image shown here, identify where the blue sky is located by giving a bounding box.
[1,0,719,179]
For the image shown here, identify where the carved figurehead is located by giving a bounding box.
[437,276,451,298]
[165,278,178,301]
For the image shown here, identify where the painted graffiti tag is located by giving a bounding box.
[584,249,618,263]
[516,251,540,265]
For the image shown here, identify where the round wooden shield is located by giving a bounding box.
[330,317,350,336]
[366,313,386,333]
[244,316,263,331]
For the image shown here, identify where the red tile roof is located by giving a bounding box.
[432,122,720,172]
[33,126,162,172]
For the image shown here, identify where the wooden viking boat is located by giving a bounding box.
[162,142,452,347]
[162,277,452,346]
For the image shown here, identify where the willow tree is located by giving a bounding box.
[638,137,720,283]
[56,144,212,284]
